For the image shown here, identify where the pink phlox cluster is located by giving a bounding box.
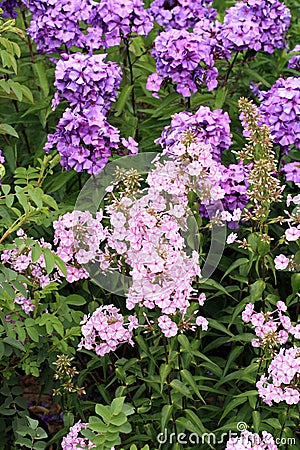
[242,301,300,348]
[78,305,138,356]
[225,430,278,449]
[53,210,108,283]
[61,421,95,450]
[14,295,35,315]
[1,235,61,289]
[257,346,300,406]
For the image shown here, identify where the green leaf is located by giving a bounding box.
[54,255,67,277]
[250,279,266,302]
[111,397,125,416]
[0,123,19,138]
[26,326,39,342]
[219,397,247,422]
[180,369,205,402]
[221,258,249,281]
[31,243,42,263]
[170,379,192,398]
[64,294,86,306]
[214,87,227,109]
[95,404,112,423]
[161,404,173,431]
[110,413,128,426]
[114,85,134,117]
[43,248,55,274]
[3,336,26,352]
[1,184,10,195]
[33,61,49,97]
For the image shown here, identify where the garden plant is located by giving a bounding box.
[0,0,300,449]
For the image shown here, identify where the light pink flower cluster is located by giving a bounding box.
[225,430,278,449]
[257,346,300,406]
[14,295,35,315]
[273,194,300,271]
[242,301,300,348]
[53,210,107,283]
[78,305,138,356]
[61,421,95,450]
[1,234,61,289]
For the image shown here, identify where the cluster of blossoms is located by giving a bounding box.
[225,430,278,449]
[44,107,121,174]
[52,53,122,114]
[282,161,300,186]
[103,149,210,334]
[23,0,93,53]
[1,234,61,289]
[157,105,232,162]
[89,0,153,48]
[219,162,250,214]
[61,421,95,450]
[242,301,300,348]
[149,0,216,31]
[78,305,138,356]
[243,302,300,406]
[157,106,250,221]
[259,77,300,151]
[288,45,300,71]
[0,0,18,18]
[53,210,107,283]
[193,18,231,61]
[220,0,291,54]
[273,193,300,271]
[257,347,300,405]
[148,29,218,97]
[0,232,62,314]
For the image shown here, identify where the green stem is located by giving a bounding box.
[162,336,178,437]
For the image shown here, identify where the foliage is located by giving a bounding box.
[0,1,299,450]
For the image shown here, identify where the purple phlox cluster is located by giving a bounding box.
[88,0,153,48]
[282,161,300,186]
[78,305,138,356]
[288,45,300,71]
[53,53,122,114]
[220,0,291,54]
[1,234,62,289]
[257,346,300,406]
[148,29,218,97]
[193,18,230,61]
[259,77,300,151]
[209,162,250,227]
[44,107,121,174]
[0,0,19,18]
[24,0,93,54]
[157,105,232,162]
[225,430,278,450]
[53,210,108,283]
[241,301,300,348]
[149,0,216,31]
[23,0,93,53]
[61,421,95,450]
